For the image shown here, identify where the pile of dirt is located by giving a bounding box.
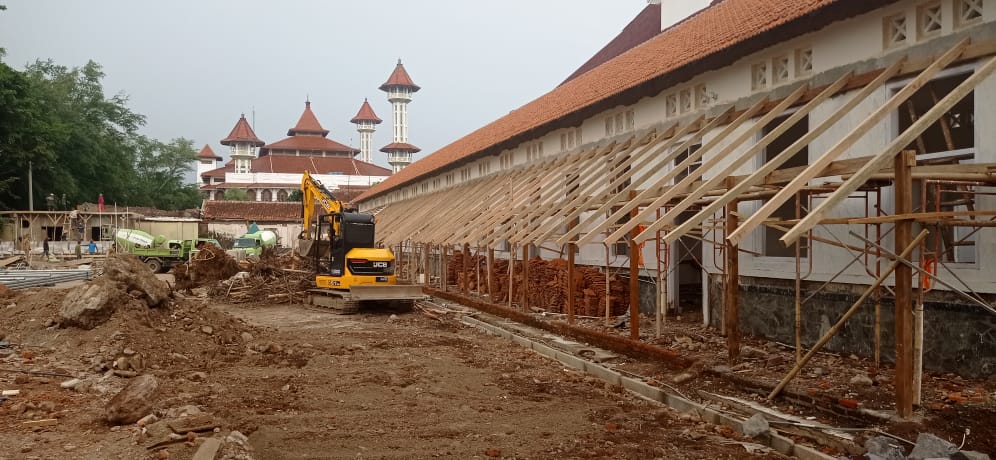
[204,248,314,304]
[173,244,241,292]
[449,251,630,316]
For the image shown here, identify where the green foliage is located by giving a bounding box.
[287,190,303,202]
[127,136,201,209]
[223,188,250,201]
[0,56,200,211]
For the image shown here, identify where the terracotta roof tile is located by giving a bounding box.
[379,142,421,153]
[350,98,383,124]
[251,156,391,176]
[260,135,358,155]
[197,144,222,160]
[357,0,875,202]
[221,114,265,146]
[202,200,302,221]
[288,101,330,136]
[561,3,663,85]
[379,59,420,92]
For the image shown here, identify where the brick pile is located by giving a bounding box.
[448,251,628,316]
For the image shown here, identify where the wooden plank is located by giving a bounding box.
[553,110,732,246]
[568,100,764,247]
[725,177,740,364]
[848,210,996,224]
[650,61,902,244]
[894,150,915,419]
[781,52,996,245]
[605,84,810,244]
[730,38,970,246]
[21,418,58,428]
[525,126,678,245]
[513,132,655,245]
[768,229,929,400]
[497,140,621,245]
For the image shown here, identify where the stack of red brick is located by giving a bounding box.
[448,251,628,316]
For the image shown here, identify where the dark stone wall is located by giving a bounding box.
[707,274,996,378]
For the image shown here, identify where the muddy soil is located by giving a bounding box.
[1,290,789,459]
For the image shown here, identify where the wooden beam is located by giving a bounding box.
[629,190,640,340]
[895,150,915,419]
[606,84,810,245]
[554,110,733,246]
[730,39,970,246]
[571,100,765,247]
[781,52,996,245]
[725,177,740,364]
[767,229,930,400]
[526,128,676,245]
[651,60,903,245]
[848,210,996,224]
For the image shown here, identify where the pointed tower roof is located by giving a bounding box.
[288,100,330,137]
[379,59,420,92]
[197,144,222,160]
[220,114,265,146]
[350,98,383,124]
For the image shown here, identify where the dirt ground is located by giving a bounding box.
[1,287,791,460]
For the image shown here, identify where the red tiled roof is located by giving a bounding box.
[350,98,383,124]
[221,114,265,146]
[260,135,358,155]
[288,101,330,136]
[199,156,390,187]
[379,59,420,92]
[380,142,421,153]
[202,163,232,178]
[251,156,392,176]
[202,200,302,221]
[560,3,663,85]
[197,144,222,160]
[357,0,880,202]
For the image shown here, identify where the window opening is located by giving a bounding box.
[761,114,809,258]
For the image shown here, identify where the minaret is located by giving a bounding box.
[220,114,265,175]
[379,59,421,173]
[196,145,222,179]
[350,98,382,163]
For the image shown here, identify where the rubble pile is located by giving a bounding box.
[173,244,241,292]
[448,251,629,316]
[205,248,314,304]
[0,260,260,458]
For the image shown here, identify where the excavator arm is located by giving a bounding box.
[301,170,344,237]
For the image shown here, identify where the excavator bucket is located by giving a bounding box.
[296,238,316,258]
[296,238,330,259]
[347,284,426,301]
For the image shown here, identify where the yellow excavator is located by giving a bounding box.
[297,171,423,313]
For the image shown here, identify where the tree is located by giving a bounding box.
[127,136,201,209]
[0,59,144,210]
[287,190,303,201]
[223,188,250,201]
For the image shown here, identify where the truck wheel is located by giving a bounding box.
[144,258,163,273]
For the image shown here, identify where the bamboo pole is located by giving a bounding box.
[767,228,929,400]
[895,150,915,418]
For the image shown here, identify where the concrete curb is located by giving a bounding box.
[461,315,839,460]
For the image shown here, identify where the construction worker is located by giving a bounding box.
[75,240,83,260]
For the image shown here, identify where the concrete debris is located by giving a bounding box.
[60,378,81,389]
[101,254,170,307]
[952,451,992,460]
[741,413,769,438]
[849,373,874,386]
[105,374,158,424]
[191,437,221,460]
[671,372,695,384]
[59,279,119,329]
[240,332,254,342]
[740,345,769,359]
[864,435,905,460]
[226,430,250,448]
[200,325,214,335]
[168,413,219,433]
[909,433,960,460]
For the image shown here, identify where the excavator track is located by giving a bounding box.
[306,289,360,314]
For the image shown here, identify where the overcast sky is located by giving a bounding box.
[1,0,710,180]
